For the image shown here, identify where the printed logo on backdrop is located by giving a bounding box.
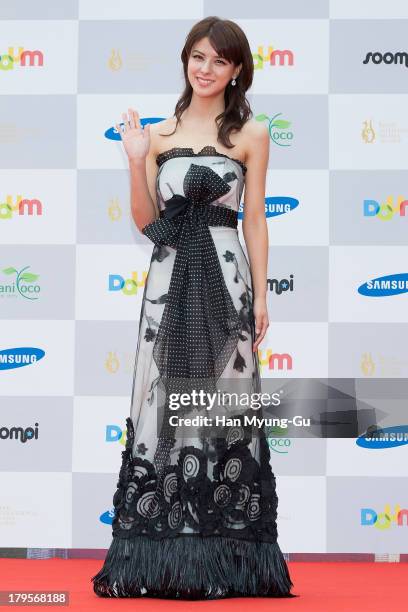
[108,49,122,71]
[99,509,115,525]
[0,47,44,71]
[364,196,408,220]
[105,424,126,447]
[361,353,376,377]
[105,424,147,454]
[106,43,296,76]
[105,351,134,374]
[361,504,408,530]
[1,266,41,300]
[108,271,147,295]
[268,275,294,295]
[358,273,408,297]
[107,49,154,73]
[255,112,294,148]
[258,349,293,371]
[0,195,43,220]
[362,119,408,144]
[0,347,45,370]
[253,45,294,70]
[0,422,39,443]
[238,196,299,220]
[108,197,123,222]
[360,352,408,377]
[363,51,408,68]
[265,425,292,454]
[356,425,408,449]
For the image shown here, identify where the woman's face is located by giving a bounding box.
[187,36,241,97]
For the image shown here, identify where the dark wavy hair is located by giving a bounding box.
[159,16,254,150]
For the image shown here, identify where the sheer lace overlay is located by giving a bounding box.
[91,147,295,599]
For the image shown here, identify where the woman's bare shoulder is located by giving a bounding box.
[152,116,175,133]
[241,118,268,142]
[240,119,269,161]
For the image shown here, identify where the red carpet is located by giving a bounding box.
[1,559,407,610]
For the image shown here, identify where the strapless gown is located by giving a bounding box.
[91,145,295,599]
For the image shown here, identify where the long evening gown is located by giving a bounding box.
[91,145,295,599]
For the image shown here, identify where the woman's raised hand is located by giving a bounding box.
[115,108,150,163]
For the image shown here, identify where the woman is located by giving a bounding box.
[92,16,295,600]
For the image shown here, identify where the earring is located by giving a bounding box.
[231,78,236,86]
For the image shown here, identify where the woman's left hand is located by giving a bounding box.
[252,296,269,353]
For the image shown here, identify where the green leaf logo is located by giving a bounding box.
[272,119,291,129]
[20,272,39,283]
[266,425,287,437]
[2,265,41,300]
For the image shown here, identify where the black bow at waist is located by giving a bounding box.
[144,163,238,248]
[161,192,192,220]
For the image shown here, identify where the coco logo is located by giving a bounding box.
[358,273,408,297]
[268,275,294,295]
[364,197,408,220]
[363,51,408,67]
[0,422,39,444]
[105,117,164,140]
[254,112,294,148]
[1,266,41,300]
[108,272,147,295]
[265,425,292,454]
[0,47,44,71]
[238,196,299,220]
[0,347,45,370]
[361,505,408,530]
[356,425,408,449]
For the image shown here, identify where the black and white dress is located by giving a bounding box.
[92,145,295,599]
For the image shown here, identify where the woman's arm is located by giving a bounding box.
[241,121,270,352]
[129,131,160,232]
[116,108,160,232]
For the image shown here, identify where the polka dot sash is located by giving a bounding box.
[142,163,241,480]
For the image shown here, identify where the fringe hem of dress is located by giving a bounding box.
[91,533,297,600]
